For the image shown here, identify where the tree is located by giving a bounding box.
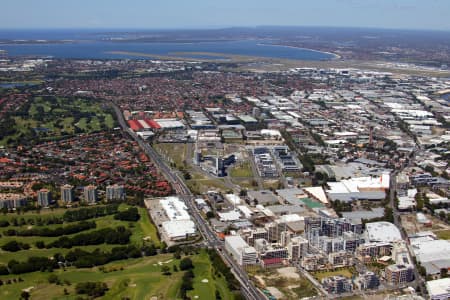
[114,207,140,221]
[20,291,30,300]
[161,265,171,276]
[1,241,30,252]
[179,257,194,271]
[418,264,427,277]
[75,282,108,297]
[0,266,9,275]
[173,250,182,260]
[206,211,215,219]
[48,274,59,284]
[35,241,45,249]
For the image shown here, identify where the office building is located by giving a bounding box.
[322,275,353,294]
[288,236,309,262]
[225,235,257,266]
[385,264,414,285]
[355,271,380,290]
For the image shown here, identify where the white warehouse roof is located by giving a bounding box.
[218,210,241,221]
[225,235,249,249]
[160,196,190,221]
[412,239,450,264]
[162,220,196,239]
[279,214,302,223]
[237,205,253,218]
[426,278,450,299]
[225,194,242,205]
[365,221,402,243]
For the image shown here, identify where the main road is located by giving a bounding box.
[111,103,266,300]
[389,148,425,293]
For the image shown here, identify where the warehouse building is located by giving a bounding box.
[364,222,402,243]
[426,278,450,300]
[411,239,450,277]
[326,174,390,202]
[158,197,197,241]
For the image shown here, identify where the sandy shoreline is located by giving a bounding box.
[257,42,341,60]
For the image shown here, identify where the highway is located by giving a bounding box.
[111,103,265,300]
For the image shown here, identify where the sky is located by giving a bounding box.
[1,0,450,31]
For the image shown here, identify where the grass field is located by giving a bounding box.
[186,177,230,194]
[0,204,160,264]
[0,250,236,300]
[0,96,116,146]
[229,162,253,178]
[287,278,317,299]
[312,267,355,281]
[154,143,188,170]
[135,207,161,247]
[262,180,282,190]
[231,178,257,190]
[435,229,450,240]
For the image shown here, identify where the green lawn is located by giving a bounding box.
[154,143,188,169]
[0,250,236,300]
[231,178,257,190]
[287,278,317,299]
[435,230,450,240]
[186,178,229,194]
[75,117,88,130]
[229,162,253,178]
[185,170,230,194]
[313,268,355,281]
[263,180,282,190]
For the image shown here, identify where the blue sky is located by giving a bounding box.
[2,0,450,30]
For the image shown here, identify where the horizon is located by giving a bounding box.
[1,25,450,33]
[2,0,450,31]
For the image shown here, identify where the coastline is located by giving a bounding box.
[105,50,338,63]
[257,42,341,60]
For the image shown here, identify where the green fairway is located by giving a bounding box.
[0,204,160,264]
[0,96,117,146]
[134,207,161,247]
[0,250,236,300]
[187,250,236,300]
